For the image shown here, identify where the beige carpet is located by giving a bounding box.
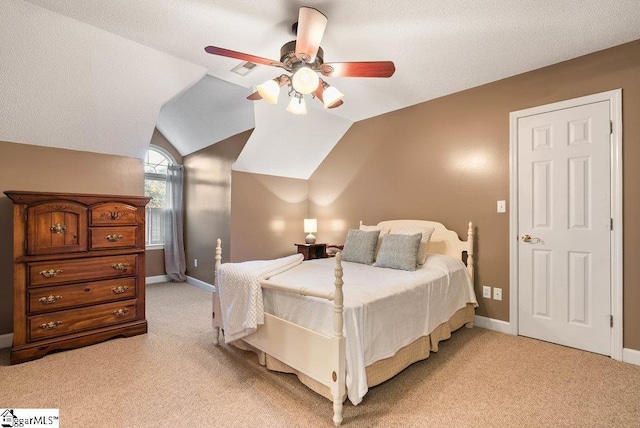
[1,282,640,427]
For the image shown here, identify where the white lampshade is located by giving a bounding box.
[256,79,280,104]
[322,85,344,108]
[291,66,320,95]
[286,97,307,115]
[304,218,317,244]
[304,218,317,233]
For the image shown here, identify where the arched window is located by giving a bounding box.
[144,145,176,247]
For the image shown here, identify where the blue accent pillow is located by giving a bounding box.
[341,229,380,265]
[373,233,422,271]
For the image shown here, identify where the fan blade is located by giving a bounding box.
[204,46,284,68]
[312,82,324,104]
[321,61,396,78]
[247,91,262,100]
[294,7,328,62]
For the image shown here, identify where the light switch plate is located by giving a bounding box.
[497,200,506,213]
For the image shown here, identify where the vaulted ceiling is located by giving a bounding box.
[2,1,640,179]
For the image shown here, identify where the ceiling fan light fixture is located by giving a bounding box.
[322,85,344,108]
[286,95,307,115]
[257,79,281,104]
[291,66,319,95]
[205,7,396,113]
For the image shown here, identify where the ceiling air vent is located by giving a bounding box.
[231,61,258,76]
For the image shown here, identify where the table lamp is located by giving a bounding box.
[304,218,317,244]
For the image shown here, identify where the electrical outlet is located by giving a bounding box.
[493,287,502,301]
[194,258,198,267]
[483,286,491,299]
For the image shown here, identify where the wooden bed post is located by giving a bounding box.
[332,252,346,426]
[466,222,475,283]
[212,238,222,345]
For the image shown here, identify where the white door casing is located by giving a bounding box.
[509,90,623,360]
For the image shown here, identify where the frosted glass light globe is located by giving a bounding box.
[291,67,320,95]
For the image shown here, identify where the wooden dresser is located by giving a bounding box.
[4,191,150,364]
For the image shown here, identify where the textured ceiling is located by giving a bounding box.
[3,1,640,178]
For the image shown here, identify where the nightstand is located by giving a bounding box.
[295,243,327,260]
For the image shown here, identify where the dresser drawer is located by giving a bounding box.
[29,254,137,287]
[28,277,137,313]
[28,300,137,341]
[90,202,137,226]
[89,226,137,250]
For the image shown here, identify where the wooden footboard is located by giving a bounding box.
[212,239,347,426]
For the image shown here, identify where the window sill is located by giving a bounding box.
[146,244,165,251]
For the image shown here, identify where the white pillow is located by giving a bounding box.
[390,225,435,265]
[359,224,390,261]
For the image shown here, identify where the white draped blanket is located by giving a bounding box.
[218,253,304,343]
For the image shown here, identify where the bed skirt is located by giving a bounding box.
[234,303,475,402]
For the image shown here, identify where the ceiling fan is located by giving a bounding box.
[204,6,395,114]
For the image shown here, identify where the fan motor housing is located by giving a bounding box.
[280,40,324,71]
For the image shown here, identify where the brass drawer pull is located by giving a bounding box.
[39,269,63,278]
[105,234,124,242]
[39,295,63,305]
[111,263,130,272]
[39,321,62,330]
[50,223,67,234]
[111,285,129,294]
[113,308,130,317]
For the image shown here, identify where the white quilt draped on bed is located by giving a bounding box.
[262,254,478,405]
[217,253,304,343]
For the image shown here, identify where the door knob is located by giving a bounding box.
[521,234,541,243]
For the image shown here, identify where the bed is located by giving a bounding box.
[212,220,477,426]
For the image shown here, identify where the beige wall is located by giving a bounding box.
[308,39,640,350]
[183,130,251,285]
[0,141,144,335]
[230,172,309,262]
[151,128,183,164]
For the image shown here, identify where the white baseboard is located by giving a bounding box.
[186,276,215,293]
[0,333,13,349]
[474,315,512,334]
[146,275,171,284]
[623,347,640,366]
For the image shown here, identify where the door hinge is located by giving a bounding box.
[610,315,613,328]
[610,120,613,134]
[610,218,613,230]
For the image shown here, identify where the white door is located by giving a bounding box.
[517,100,611,355]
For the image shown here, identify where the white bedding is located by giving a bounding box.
[261,253,478,405]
